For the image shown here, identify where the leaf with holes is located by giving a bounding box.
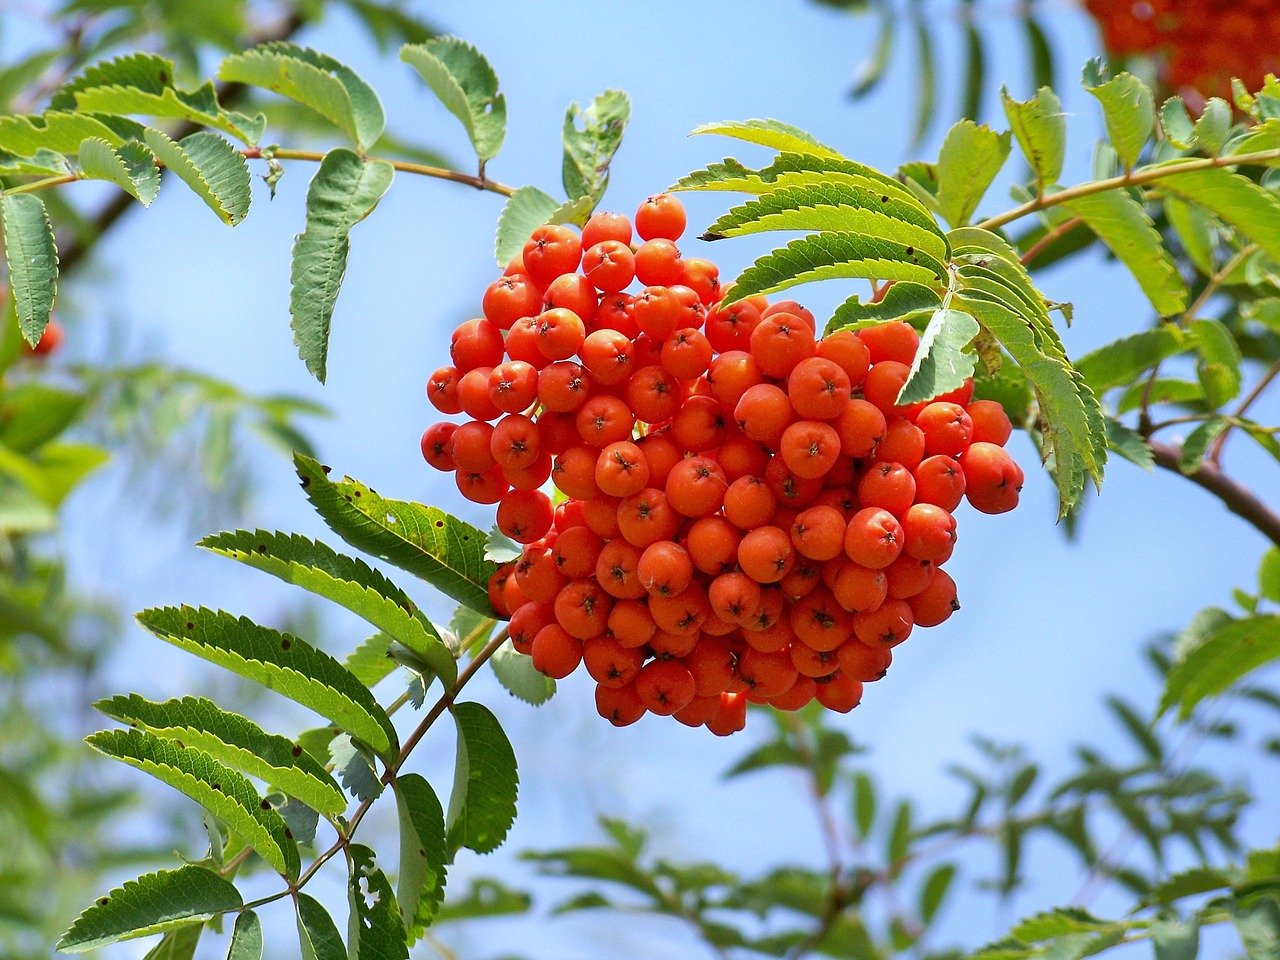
[95,694,346,815]
[143,129,251,225]
[395,773,448,939]
[401,37,505,163]
[57,865,241,953]
[219,42,384,149]
[562,89,630,203]
[135,605,396,756]
[296,454,495,614]
[447,702,518,857]
[725,232,946,305]
[200,529,456,686]
[2,194,57,346]
[290,149,394,382]
[86,729,299,877]
[348,844,408,960]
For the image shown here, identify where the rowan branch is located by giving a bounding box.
[1148,439,1280,547]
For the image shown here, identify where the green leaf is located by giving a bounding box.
[296,454,496,614]
[434,878,531,924]
[1161,615,1280,718]
[726,232,945,304]
[920,863,957,923]
[886,800,912,874]
[1165,197,1217,275]
[562,89,631,203]
[2,193,58,346]
[1260,549,1280,604]
[446,701,518,856]
[77,138,160,205]
[1012,908,1117,942]
[57,865,241,953]
[400,37,505,163]
[0,383,85,453]
[951,228,1107,515]
[199,529,456,687]
[140,925,202,960]
[295,893,347,960]
[135,605,396,757]
[490,643,556,705]
[897,308,981,405]
[345,632,398,687]
[852,771,876,839]
[0,111,136,156]
[1232,896,1280,960]
[1194,98,1232,155]
[1190,318,1242,408]
[395,773,448,939]
[227,912,263,960]
[850,4,893,98]
[1060,190,1187,315]
[86,729,298,877]
[219,43,384,149]
[289,149,394,382]
[1076,326,1188,394]
[1082,61,1154,171]
[95,694,346,815]
[494,185,557,267]
[1152,917,1200,960]
[702,181,947,262]
[935,120,1012,227]
[348,844,408,960]
[827,282,943,333]
[54,52,265,143]
[1160,96,1196,149]
[690,118,842,159]
[1155,165,1280,264]
[143,129,251,225]
[1179,419,1229,473]
[1002,86,1066,192]
[1106,418,1154,470]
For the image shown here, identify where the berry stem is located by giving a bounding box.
[977,148,1280,232]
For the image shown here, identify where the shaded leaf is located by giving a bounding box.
[295,893,346,960]
[490,643,556,705]
[562,89,630,203]
[227,911,263,960]
[446,702,518,856]
[77,137,160,205]
[347,844,408,960]
[395,773,447,939]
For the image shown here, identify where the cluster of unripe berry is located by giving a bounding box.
[1084,0,1280,100]
[420,194,1024,735]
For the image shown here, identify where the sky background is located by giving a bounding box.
[12,0,1280,956]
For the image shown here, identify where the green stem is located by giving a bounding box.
[977,148,1280,232]
[256,147,517,198]
[2,173,79,196]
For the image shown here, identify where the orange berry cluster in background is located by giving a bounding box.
[1084,0,1280,100]
[421,194,1024,735]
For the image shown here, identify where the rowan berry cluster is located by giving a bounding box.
[420,194,1024,735]
[1085,0,1280,100]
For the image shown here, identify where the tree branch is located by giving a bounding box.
[1149,439,1280,547]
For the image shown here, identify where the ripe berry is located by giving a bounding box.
[523,224,582,287]
[635,193,687,242]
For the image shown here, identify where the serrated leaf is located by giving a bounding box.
[1116,377,1204,415]
[0,148,71,177]
[1154,165,1280,264]
[86,729,299,877]
[1002,86,1066,192]
[920,863,957,923]
[135,605,396,757]
[290,149,394,382]
[345,632,397,687]
[143,129,251,225]
[1160,614,1280,718]
[702,181,947,262]
[826,281,943,333]
[1141,866,1231,907]
[691,118,842,159]
[77,137,160,205]
[852,771,876,839]
[1161,96,1196,149]
[57,865,241,953]
[228,911,263,960]
[347,845,408,960]
[400,37,505,163]
[897,308,981,405]
[1076,326,1188,393]
[446,702,518,857]
[296,454,496,614]
[935,121,1011,227]
[1061,190,1187,315]
[295,893,346,960]
[1194,98,1232,155]
[395,773,448,939]
[1190,318,1242,408]
[485,525,522,564]
[219,43,384,149]
[199,529,456,687]
[725,232,945,305]
[562,89,630,203]
[2,193,58,346]
[1165,197,1217,274]
[95,694,346,815]
[1012,908,1116,942]
[490,643,556,705]
[0,111,136,156]
[1082,61,1154,171]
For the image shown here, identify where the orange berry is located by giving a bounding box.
[909,568,959,627]
[595,681,646,726]
[968,399,1014,446]
[665,456,728,518]
[852,599,914,648]
[635,193,687,241]
[843,508,905,569]
[595,440,650,498]
[857,320,920,365]
[637,540,695,597]
[788,357,852,420]
[531,623,583,679]
[634,658,696,716]
[738,526,795,584]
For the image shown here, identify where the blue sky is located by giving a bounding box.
[20,0,1280,955]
